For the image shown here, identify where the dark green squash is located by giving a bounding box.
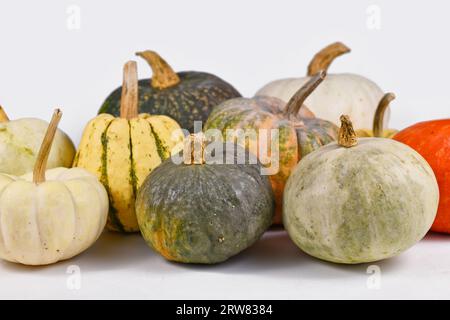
[135,134,274,264]
[99,51,241,133]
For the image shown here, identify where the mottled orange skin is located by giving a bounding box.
[152,226,177,261]
[394,119,450,233]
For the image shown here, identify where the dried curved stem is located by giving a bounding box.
[33,109,62,184]
[307,42,351,76]
[338,115,357,148]
[136,50,180,89]
[284,70,326,117]
[373,93,395,137]
[120,61,139,120]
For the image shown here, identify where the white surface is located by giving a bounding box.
[1,0,450,299]
[0,230,449,300]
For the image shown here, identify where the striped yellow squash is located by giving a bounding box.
[73,61,184,232]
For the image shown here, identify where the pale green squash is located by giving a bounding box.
[0,106,75,175]
[283,115,439,264]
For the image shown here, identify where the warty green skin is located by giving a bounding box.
[136,144,274,264]
[99,72,241,133]
[283,138,439,264]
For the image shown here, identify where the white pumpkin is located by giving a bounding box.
[0,110,108,266]
[256,42,385,129]
[283,115,439,264]
[0,106,75,175]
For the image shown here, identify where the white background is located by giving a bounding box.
[0,0,450,299]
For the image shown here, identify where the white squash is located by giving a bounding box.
[0,106,75,175]
[0,110,108,266]
[256,42,385,129]
[283,115,439,264]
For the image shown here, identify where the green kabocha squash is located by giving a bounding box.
[98,50,241,133]
[0,106,75,175]
[136,134,274,264]
[74,61,184,233]
[283,115,439,264]
[204,71,338,225]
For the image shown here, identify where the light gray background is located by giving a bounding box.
[0,0,449,299]
[1,0,449,143]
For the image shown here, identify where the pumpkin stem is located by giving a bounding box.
[136,50,180,89]
[0,106,9,122]
[284,70,326,117]
[338,115,358,148]
[307,42,351,76]
[373,93,395,137]
[183,133,205,165]
[120,61,139,120]
[33,109,62,184]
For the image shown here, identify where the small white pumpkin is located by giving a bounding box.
[256,42,385,129]
[0,106,75,175]
[0,110,108,266]
[283,115,439,264]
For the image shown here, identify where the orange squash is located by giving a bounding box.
[394,121,450,233]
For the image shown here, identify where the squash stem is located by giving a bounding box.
[33,109,62,184]
[136,50,180,89]
[338,115,358,148]
[284,70,326,117]
[120,61,139,120]
[307,42,350,76]
[373,93,395,137]
[183,133,205,165]
[0,106,9,122]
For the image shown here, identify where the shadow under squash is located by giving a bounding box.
[0,228,415,278]
[0,231,156,273]
[76,231,157,272]
[176,229,410,280]
[424,231,450,242]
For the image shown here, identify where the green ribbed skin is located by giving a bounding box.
[135,143,274,264]
[99,72,241,133]
[284,138,439,264]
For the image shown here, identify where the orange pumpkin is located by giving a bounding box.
[205,71,338,224]
[394,121,450,233]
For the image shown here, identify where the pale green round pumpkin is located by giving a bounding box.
[0,106,75,176]
[283,115,439,264]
